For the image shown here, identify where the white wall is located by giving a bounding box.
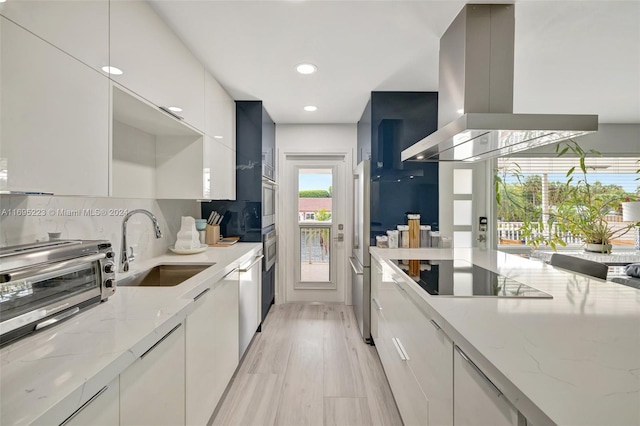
[0,195,198,265]
[276,124,357,304]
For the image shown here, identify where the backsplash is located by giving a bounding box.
[0,196,199,264]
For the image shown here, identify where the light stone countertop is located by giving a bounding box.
[0,243,262,426]
[369,247,640,426]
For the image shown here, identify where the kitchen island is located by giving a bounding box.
[370,247,640,426]
[0,243,262,426]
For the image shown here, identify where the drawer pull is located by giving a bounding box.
[392,337,410,361]
[221,267,239,280]
[193,287,211,302]
[391,278,406,292]
[60,386,108,425]
[141,323,182,359]
[158,106,184,121]
[430,319,442,331]
[372,298,383,310]
[239,255,264,272]
[455,345,502,396]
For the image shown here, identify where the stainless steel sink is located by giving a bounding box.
[118,264,213,287]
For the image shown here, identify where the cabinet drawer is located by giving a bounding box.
[374,306,429,426]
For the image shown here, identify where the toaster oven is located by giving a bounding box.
[0,240,116,346]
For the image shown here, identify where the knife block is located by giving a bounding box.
[205,224,220,245]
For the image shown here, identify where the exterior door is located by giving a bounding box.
[282,155,348,303]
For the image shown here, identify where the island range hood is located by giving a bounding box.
[401,4,598,163]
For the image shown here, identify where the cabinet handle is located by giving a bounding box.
[430,319,442,331]
[141,324,182,359]
[391,278,406,292]
[59,386,108,425]
[221,267,239,280]
[455,345,502,396]
[239,255,264,272]
[372,298,382,310]
[349,257,363,275]
[158,106,184,121]
[193,287,211,302]
[392,337,410,361]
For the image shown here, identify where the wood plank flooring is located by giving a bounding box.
[212,303,402,426]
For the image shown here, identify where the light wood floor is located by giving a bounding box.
[211,303,403,426]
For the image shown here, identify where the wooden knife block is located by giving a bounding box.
[205,225,220,245]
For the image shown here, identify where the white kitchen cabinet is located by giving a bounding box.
[393,275,454,426]
[205,72,236,151]
[0,17,109,196]
[110,0,204,132]
[212,267,240,408]
[239,253,263,358]
[111,85,205,200]
[373,263,429,426]
[204,135,236,200]
[120,323,186,426]
[186,285,218,426]
[454,345,519,426]
[0,0,108,73]
[62,377,119,426]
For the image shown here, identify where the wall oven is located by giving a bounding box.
[262,179,276,228]
[0,240,115,346]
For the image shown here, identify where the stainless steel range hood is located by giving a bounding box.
[401,4,598,163]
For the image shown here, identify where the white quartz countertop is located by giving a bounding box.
[370,247,640,426]
[0,243,262,426]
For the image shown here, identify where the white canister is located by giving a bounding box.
[420,225,431,248]
[397,225,410,248]
[376,235,389,248]
[387,230,399,249]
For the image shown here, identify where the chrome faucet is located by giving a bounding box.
[120,209,163,272]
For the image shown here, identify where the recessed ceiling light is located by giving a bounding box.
[410,176,414,179]
[416,155,425,160]
[304,105,318,112]
[457,109,464,114]
[101,66,123,75]
[168,106,183,113]
[296,63,317,75]
[213,135,224,139]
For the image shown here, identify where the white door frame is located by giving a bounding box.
[276,151,352,304]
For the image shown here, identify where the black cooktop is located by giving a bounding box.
[389,259,553,299]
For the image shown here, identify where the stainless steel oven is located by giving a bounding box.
[262,179,276,228]
[263,228,277,272]
[0,240,115,346]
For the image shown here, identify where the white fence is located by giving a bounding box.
[497,220,635,246]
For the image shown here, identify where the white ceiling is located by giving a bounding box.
[150,0,640,125]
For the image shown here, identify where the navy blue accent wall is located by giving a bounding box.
[357,92,439,245]
[201,101,275,243]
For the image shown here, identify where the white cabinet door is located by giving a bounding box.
[110,0,204,132]
[375,274,429,426]
[204,135,236,200]
[0,17,109,196]
[205,72,236,150]
[186,285,217,426]
[394,278,454,426]
[454,346,518,426]
[120,323,186,426]
[0,0,108,72]
[212,267,240,406]
[239,254,262,358]
[63,377,119,426]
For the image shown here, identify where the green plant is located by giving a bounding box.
[299,189,330,198]
[314,208,331,221]
[496,140,638,252]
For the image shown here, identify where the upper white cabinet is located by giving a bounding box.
[120,323,186,426]
[110,0,205,132]
[0,0,108,73]
[111,86,204,199]
[0,17,109,196]
[204,136,236,200]
[454,346,519,426]
[205,72,236,150]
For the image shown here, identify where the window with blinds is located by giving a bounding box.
[496,156,640,247]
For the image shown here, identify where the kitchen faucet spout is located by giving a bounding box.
[120,209,163,272]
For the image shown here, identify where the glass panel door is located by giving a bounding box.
[297,168,333,286]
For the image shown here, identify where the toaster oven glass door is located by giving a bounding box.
[0,261,102,331]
